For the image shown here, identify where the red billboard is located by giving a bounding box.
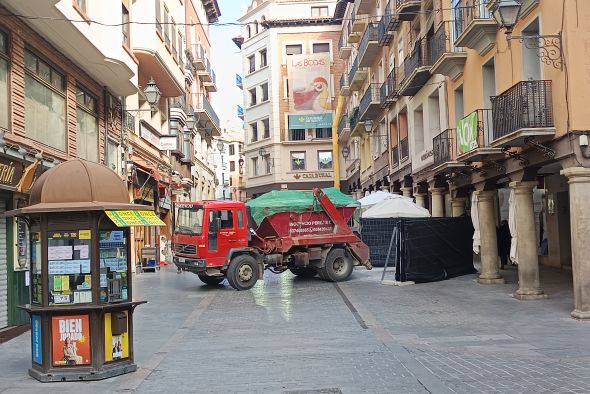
[51,315,91,366]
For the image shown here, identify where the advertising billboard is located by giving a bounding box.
[51,315,91,366]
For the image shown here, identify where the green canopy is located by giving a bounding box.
[246,187,359,226]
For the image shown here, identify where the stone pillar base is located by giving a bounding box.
[513,289,548,300]
[571,309,590,320]
[477,277,506,285]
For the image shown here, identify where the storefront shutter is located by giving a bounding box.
[0,200,7,328]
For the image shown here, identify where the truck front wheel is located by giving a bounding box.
[198,274,225,286]
[227,255,259,290]
[322,249,354,282]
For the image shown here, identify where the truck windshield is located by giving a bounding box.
[175,205,204,235]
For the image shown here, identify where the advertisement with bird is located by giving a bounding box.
[287,53,333,129]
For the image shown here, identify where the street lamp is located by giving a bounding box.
[143,77,161,108]
[216,139,225,153]
[258,147,267,158]
[186,107,196,130]
[341,145,350,161]
[238,157,244,175]
[363,119,373,133]
[488,0,563,70]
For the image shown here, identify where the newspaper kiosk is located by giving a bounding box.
[5,159,165,382]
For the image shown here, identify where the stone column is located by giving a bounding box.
[476,190,505,284]
[510,181,546,299]
[414,193,426,208]
[561,168,590,318]
[430,188,445,217]
[451,197,466,217]
[401,186,412,198]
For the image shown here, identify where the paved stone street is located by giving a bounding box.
[1,264,590,394]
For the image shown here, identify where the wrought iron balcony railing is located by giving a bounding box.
[359,83,381,121]
[433,128,455,167]
[338,113,350,136]
[348,56,359,83]
[340,73,349,90]
[378,0,399,46]
[428,21,463,65]
[391,144,400,168]
[400,137,409,160]
[453,0,492,38]
[123,110,135,132]
[380,69,397,108]
[358,23,379,63]
[349,106,360,131]
[491,80,554,141]
[194,94,220,129]
[456,109,494,156]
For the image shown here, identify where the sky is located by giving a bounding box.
[210,0,246,134]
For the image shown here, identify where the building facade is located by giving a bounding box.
[236,0,346,198]
[0,0,221,336]
[0,0,137,332]
[337,0,590,319]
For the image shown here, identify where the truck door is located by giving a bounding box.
[207,209,236,266]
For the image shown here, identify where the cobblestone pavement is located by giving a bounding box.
[0,263,589,393]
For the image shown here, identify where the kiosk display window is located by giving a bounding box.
[31,232,42,304]
[99,230,128,302]
[48,230,92,305]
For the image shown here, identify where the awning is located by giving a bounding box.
[105,210,166,227]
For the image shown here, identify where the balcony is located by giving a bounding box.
[338,29,352,59]
[349,57,368,92]
[340,73,350,97]
[347,19,362,44]
[429,21,467,80]
[455,109,503,163]
[194,94,221,137]
[391,145,400,169]
[198,58,214,83]
[398,38,432,96]
[123,110,135,132]
[351,14,368,34]
[491,80,556,147]
[396,0,421,21]
[453,0,497,55]
[356,0,377,14]
[380,69,398,109]
[170,96,188,125]
[378,2,400,47]
[192,44,207,71]
[359,83,382,121]
[358,24,379,67]
[338,113,351,142]
[400,137,409,161]
[204,68,217,92]
[432,128,467,173]
[350,107,365,137]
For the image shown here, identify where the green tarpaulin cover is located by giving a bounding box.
[246,187,359,226]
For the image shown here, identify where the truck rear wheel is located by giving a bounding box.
[227,255,259,291]
[198,274,225,286]
[322,249,354,282]
[289,267,317,278]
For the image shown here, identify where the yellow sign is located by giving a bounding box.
[104,312,129,362]
[79,230,91,240]
[105,210,165,227]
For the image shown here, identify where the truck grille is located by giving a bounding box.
[174,243,197,254]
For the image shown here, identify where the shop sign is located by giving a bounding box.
[288,113,333,129]
[293,172,333,180]
[159,136,178,151]
[420,150,434,161]
[0,156,24,189]
[14,218,29,271]
[31,314,42,365]
[105,210,166,227]
[140,123,161,148]
[51,315,91,366]
[457,112,479,155]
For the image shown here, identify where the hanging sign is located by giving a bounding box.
[456,112,479,155]
[106,210,166,227]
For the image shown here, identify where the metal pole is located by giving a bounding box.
[381,227,397,282]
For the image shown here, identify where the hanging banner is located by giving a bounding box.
[51,315,91,366]
[288,113,333,129]
[105,210,166,227]
[287,53,332,113]
[456,112,479,155]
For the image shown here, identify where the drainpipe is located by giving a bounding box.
[332,95,346,190]
[103,86,109,166]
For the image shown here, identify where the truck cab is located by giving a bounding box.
[173,200,249,275]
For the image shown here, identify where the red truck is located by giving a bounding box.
[172,188,371,290]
